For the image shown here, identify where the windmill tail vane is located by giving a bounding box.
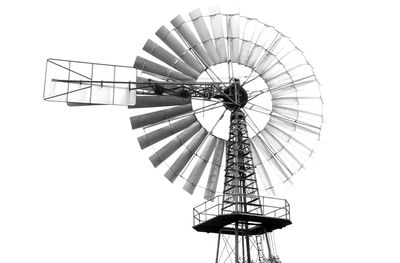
[44,6,322,263]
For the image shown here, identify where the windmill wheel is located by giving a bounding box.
[130,7,323,200]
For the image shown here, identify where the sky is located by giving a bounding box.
[1,0,400,262]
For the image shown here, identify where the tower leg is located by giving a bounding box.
[215,232,221,263]
[265,231,273,259]
[245,232,251,263]
[235,222,239,263]
[264,231,281,263]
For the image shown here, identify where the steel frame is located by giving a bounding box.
[193,98,291,262]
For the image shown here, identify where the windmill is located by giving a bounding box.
[44,7,322,263]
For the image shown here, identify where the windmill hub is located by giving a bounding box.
[221,81,248,110]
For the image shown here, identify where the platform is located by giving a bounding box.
[193,195,291,235]
[193,213,291,235]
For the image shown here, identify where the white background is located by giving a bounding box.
[1,0,399,262]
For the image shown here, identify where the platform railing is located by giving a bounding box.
[193,195,290,227]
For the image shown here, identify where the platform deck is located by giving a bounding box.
[193,213,291,235]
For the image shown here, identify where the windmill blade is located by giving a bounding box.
[269,115,321,137]
[128,95,191,108]
[249,140,275,195]
[273,105,322,120]
[238,20,251,64]
[143,39,201,79]
[183,135,217,194]
[251,135,272,159]
[134,56,195,81]
[137,114,196,149]
[246,26,278,68]
[255,53,279,77]
[239,19,259,65]
[44,58,137,106]
[272,105,323,129]
[164,128,208,183]
[266,63,310,88]
[209,6,227,62]
[260,128,285,154]
[239,39,253,65]
[156,25,205,73]
[268,75,316,93]
[130,103,193,129]
[266,123,313,153]
[254,36,285,75]
[272,96,322,106]
[189,9,221,64]
[251,135,292,182]
[149,121,202,167]
[247,43,264,69]
[204,138,225,200]
[260,49,302,81]
[227,13,240,63]
[260,128,303,170]
[171,15,213,67]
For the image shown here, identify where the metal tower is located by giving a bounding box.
[193,83,292,263]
